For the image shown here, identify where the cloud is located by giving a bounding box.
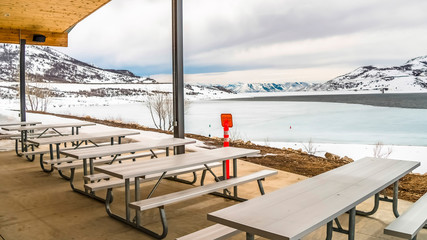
[55,0,427,83]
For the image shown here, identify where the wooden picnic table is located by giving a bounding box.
[208,157,420,240]
[0,121,41,127]
[94,147,260,239]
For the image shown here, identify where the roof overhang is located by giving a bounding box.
[0,0,111,47]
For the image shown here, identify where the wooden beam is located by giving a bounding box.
[0,0,111,33]
[0,28,68,47]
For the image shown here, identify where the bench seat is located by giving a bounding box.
[176,224,241,240]
[129,169,277,211]
[54,150,165,171]
[384,193,427,239]
[24,149,51,156]
[84,162,222,192]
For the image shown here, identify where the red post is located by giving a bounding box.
[223,120,230,179]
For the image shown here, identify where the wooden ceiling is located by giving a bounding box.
[0,0,111,47]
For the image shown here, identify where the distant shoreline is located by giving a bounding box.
[227,92,427,109]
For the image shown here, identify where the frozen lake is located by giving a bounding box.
[50,100,427,147]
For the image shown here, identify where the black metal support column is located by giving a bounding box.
[20,39,26,122]
[172,0,185,154]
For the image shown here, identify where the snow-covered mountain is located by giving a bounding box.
[0,44,236,103]
[0,44,154,84]
[205,82,318,93]
[2,43,427,94]
[318,56,427,92]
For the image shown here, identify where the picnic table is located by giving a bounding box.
[0,121,41,127]
[59,138,196,200]
[27,129,140,173]
[2,122,96,157]
[2,122,95,135]
[208,157,420,240]
[0,121,41,140]
[94,147,262,239]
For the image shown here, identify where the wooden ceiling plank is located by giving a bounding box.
[0,28,68,47]
[0,0,110,33]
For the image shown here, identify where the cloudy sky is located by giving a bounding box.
[56,0,427,84]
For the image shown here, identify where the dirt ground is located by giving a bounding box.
[28,111,427,202]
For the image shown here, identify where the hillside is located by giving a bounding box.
[0,44,153,84]
[2,43,427,95]
[318,56,427,92]
[202,82,320,93]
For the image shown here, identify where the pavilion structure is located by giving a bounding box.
[0,0,186,152]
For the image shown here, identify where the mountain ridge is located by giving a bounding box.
[0,44,154,84]
[1,43,427,93]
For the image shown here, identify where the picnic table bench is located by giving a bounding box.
[27,130,140,174]
[384,193,427,239]
[59,138,196,201]
[207,157,419,240]
[176,224,241,240]
[94,147,275,239]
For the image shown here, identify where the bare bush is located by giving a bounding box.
[229,128,245,142]
[145,92,191,131]
[145,93,173,131]
[302,138,317,155]
[24,75,52,112]
[373,141,393,158]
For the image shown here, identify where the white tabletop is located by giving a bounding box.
[0,121,41,127]
[27,130,140,145]
[95,147,260,179]
[2,122,95,131]
[61,138,196,159]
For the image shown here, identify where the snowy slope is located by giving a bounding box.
[199,82,318,93]
[319,56,427,92]
[0,44,153,84]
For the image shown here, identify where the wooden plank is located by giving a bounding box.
[0,0,111,33]
[61,138,196,159]
[207,158,420,240]
[0,28,68,47]
[384,193,427,239]
[176,224,241,240]
[0,121,41,127]
[129,170,277,211]
[2,122,95,131]
[95,147,260,179]
[27,130,139,145]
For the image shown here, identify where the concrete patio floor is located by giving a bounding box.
[0,144,425,240]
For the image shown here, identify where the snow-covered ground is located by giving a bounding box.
[0,108,425,174]
[255,141,426,174]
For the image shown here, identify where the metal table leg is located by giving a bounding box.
[125,178,131,221]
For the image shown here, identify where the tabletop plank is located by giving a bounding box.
[0,121,41,127]
[61,138,196,159]
[208,157,420,240]
[2,122,95,131]
[95,147,259,179]
[27,130,140,145]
